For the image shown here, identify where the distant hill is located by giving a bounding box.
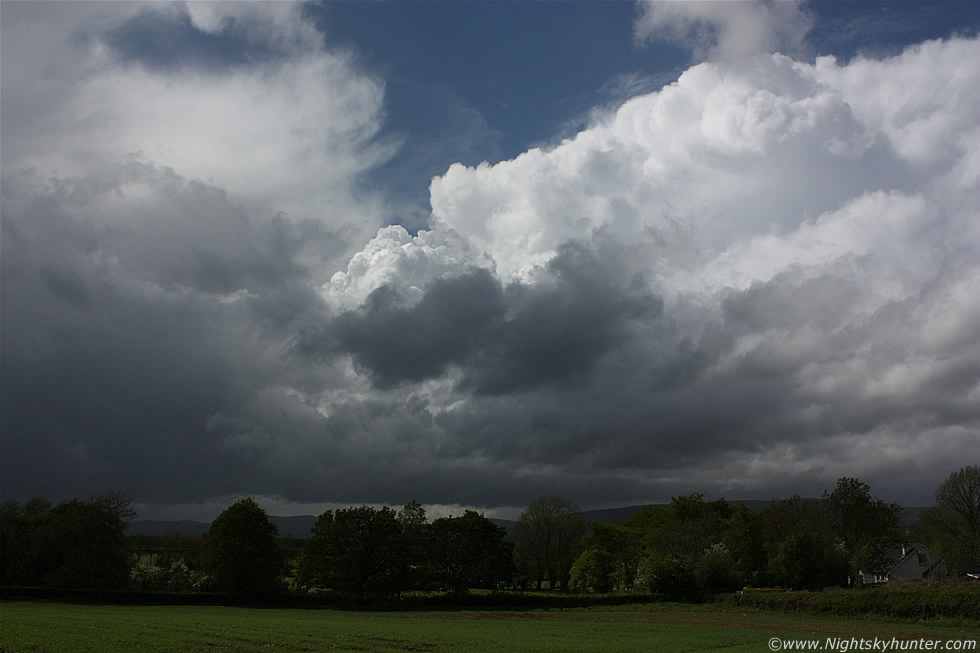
[271,515,318,538]
[129,515,317,538]
[580,499,772,524]
[128,519,210,536]
[128,500,928,539]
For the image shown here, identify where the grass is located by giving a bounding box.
[1,601,977,652]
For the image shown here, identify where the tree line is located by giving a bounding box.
[1,466,977,599]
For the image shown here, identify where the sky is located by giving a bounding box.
[2,0,979,522]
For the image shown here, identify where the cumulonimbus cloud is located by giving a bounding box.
[2,0,978,515]
[326,36,980,506]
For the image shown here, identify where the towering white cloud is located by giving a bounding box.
[322,225,494,313]
[382,37,977,503]
[426,41,979,289]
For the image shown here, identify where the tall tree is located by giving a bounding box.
[428,510,511,597]
[298,505,404,600]
[513,496,586,590]
[721,504,766,587]
[0,494,135,589]
[920,465,980,573]
[639,494,733,599]
[396,500,429,593]
[0,500,30,586]
[202,497,281,593]
[823,478,901,587]
[760,495,848,590]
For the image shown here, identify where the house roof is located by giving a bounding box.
[885,544,946,581]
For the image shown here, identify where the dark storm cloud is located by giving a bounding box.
[393,253,979,510]
[2,162,340,300]
[0,0,391,512]
[318,239,664,394]
[331,268,505,387]
[465,241,664,395]
[0,165,334,503]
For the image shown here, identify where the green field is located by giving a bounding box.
[1,601,977,652]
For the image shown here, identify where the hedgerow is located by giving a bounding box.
[721,583,980,620]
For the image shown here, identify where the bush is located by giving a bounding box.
[638,554,699,601]
[721,583,980,620]
[695,543,742,593]
[741,586,784,592]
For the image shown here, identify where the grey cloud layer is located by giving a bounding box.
[314,241,662,394]
[0,163,334,502]
[2,3,978,515]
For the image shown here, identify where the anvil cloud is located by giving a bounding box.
[2,1,978,520]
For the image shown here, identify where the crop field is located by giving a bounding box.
[1,601,977,652]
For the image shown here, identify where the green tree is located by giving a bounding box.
[398,500,428,533]
[639,552,697,599]
[395,500,429,593]
[920,465,980,574]
[45,497,134,589]
[694,542,741,593]
[202,497,281,593]
[0,500,29,585]
[513,496,586,591]
[298,505,404,600]
[0,494,135,589]
[569,522,642,593]
[823,478,901,588]
[637,494,732,600]
[761,495,848,590]
[720,505,765,587]
[428,510,511,597]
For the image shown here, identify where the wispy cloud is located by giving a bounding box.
[634,0,814,60]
